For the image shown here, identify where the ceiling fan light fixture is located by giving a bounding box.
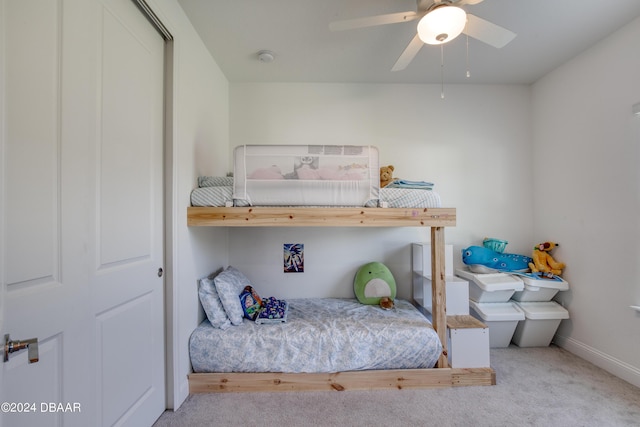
[417,6,467,45]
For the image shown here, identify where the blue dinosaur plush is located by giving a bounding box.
[462,246,532,273]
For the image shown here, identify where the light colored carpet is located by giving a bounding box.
[154,345,640,426]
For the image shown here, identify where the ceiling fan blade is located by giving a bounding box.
[391,34,424,72]
[329,11,419,32]
[422,0,483,7]
[463,14,516,48]
[455,0,485,6]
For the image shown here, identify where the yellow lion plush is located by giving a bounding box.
[528,242,565,276]
[380,165,395,188]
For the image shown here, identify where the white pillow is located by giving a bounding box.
[214,266,251,326]
[198,273,231,330]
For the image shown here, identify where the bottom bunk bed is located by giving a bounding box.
[188,296,494,393]
[187,206,496,392]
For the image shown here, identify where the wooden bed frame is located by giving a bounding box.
[186,206,496,392]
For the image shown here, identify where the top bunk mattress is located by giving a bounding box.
[190,186,442,208]
[190,176,442,208]
[233,145,379,206]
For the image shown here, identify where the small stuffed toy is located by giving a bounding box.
[239,286,263,320]
[528,242,565,276]
[380,165,395,188]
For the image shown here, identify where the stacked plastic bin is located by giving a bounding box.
[509,275,570,347]
[455,268,525,347]
[456,268,571,347]
[456,274,571,350]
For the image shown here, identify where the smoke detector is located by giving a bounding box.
[257,50,275,63]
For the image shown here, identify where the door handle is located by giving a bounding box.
[3,334,39,363]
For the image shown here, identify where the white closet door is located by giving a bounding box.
[0,0,166,426]
[93,0,166,425]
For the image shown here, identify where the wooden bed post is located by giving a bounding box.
[431,226,448,368]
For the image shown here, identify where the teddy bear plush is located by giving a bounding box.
[380,165,395,188]
[528,242,565,276]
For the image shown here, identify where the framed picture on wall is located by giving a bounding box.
[284,243,304,273]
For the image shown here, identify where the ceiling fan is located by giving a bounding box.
[329,0,516,72]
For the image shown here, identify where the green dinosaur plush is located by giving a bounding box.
[354,262,396,305]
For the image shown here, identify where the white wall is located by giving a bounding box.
[148,0,230,409]
[228,83,533,300]
[532,17,640,387]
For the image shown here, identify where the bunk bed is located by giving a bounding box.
[187,206,495,392]
[186,145,495,392]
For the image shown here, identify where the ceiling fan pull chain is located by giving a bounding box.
[466,35,471,78]
[440,44,445,99]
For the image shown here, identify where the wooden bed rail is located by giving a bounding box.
[188,367,496,393]
[187,206,455,227]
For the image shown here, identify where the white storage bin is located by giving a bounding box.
[469,300,525,348]
[511,274,569,302]
[455,268,524,303]
[413,273,469,316]
[511,301,570,347]
[412,243,453,276]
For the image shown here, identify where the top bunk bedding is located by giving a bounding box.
[190,184,442,208]
[190,144,441,208]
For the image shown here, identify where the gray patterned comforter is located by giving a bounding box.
[189,298,442,373]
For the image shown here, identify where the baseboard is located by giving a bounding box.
[168,376,190,411]
[554,334,640,388]
[178,377,190,407]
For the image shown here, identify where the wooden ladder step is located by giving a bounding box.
[447,314,487,330]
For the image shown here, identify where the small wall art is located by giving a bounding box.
[283,243,304,273]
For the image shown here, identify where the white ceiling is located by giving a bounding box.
[177,0,640,85]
